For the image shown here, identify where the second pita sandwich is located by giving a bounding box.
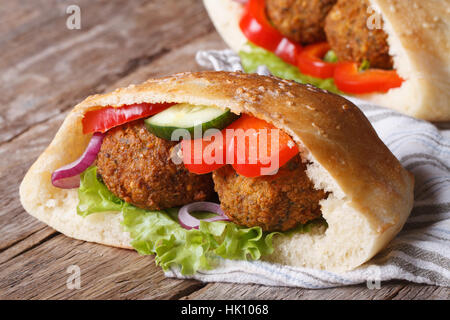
[203,0,450,121]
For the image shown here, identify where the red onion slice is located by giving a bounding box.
[51,132,105,189]
[178,202,230,230]
[232,0,248,4]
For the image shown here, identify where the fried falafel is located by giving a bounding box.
[266,0,337,45]
[97,120,215,210]
[212,155,326,232]
[324,0,393,69]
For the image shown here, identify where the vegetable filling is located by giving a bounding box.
[53,101,328,274]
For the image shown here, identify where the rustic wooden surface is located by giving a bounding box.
[0,0,447,300]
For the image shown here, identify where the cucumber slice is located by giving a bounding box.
[144,103,238,141]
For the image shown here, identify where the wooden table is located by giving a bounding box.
[0,0,448,300]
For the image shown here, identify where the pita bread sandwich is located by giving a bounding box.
[20,71,414,274]
[203,0,450,121]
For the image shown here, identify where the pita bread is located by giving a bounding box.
[203,0,450,121]
[20,71,414,271]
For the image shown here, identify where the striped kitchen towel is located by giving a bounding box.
[164,50,450,288]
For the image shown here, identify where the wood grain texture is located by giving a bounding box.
[0,234,205,300]
[181,281,449,300]
[0,0,446,300]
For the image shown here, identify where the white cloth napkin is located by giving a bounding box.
[165,50,450,288]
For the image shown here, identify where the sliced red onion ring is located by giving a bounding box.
[178,202,230,230]
[51,132,105,189]
[232,0,248,4]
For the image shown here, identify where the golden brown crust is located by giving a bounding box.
[266,0,336,45]
[97,120,215,210]
[212,156,326,231]
[324,0,393,69]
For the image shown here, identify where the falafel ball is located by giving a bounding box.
[324,0,393,69]
[97,120,215,210]
[265,0,337,45]
[212,155,326,232]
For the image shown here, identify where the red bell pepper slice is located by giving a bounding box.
[227,114,298,177]
[297,42,337,79]
[181,114,298,177]
[239,0,301,65]
[181,129,228,175]
[333,62,404,94]
[82,103,173,134]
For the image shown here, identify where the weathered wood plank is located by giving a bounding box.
[0,112,66,251]
[0,0,214,144]
[181,281,449,300]
[0,226,56,265]
[0,234,205,299]
[391,284,449,300]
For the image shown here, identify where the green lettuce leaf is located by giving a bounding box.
[76,166,280,275]
[239,42,342,94]
[77,166,124,216]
